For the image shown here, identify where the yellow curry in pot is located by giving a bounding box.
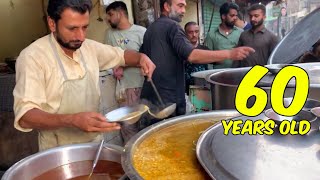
[133,119,220,180]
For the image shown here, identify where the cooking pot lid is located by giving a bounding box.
[268,8,320,64]
[196,114,320,180]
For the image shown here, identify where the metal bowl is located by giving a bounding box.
[283,97,320,111]
[105,104,149,125]
[264,109,316,122]
[264,108,319,130]
[2,143,124,180]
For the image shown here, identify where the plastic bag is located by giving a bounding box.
[116,80,126,103]
[185,93,195,114]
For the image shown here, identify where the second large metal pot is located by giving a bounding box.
[207,64,320,110]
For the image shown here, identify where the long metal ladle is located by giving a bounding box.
[149,79,176,119]
[150,79,165,107]
[88,139,105,179]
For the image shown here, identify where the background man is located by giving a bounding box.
[105,1,147,143]
[205,2,242,69]
[233,4,279,67]
[13,0,155,151]
[184,21,209,95]
[139,0,254,127]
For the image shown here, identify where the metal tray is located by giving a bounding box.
[196,113,320,180]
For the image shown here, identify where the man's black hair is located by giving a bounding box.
[47,0,92,22]
[248,3,266,15]
[105,1,129,17]
[160,0,172,12]
[219,2,239,20]
[184,21,197,31]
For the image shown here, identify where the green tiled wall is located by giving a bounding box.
[202,0,225,36]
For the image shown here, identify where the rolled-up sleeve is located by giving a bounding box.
[87,39,125,70]
[13,50,47,132]
[168,24,194,61]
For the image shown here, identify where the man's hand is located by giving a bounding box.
[139,53,156,81]
[230,47,255,60]
[113,67,124,80]
[71,112,120,132]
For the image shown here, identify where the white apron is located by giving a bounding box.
[38,37,102,151]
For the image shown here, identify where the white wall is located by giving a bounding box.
[181,0,199,29]
[0,0,134,63]
[0,0,48,62]
[87,0,134,43]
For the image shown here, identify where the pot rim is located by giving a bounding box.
[205,63,320,88]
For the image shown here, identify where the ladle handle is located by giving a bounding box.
[92,139,104,170]
[150,79,165,107]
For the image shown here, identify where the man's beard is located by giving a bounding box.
[225,20,235,28]
[56,32,82,50]
[251,19,264,29]
[109,21,118,29]
[168,9,183,22]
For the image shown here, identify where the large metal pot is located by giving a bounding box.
[207,63,320,110]
[122,110,240,180]
[2,143,125,180]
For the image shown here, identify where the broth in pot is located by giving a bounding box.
[133,119,218,180]
[33,160,124,180]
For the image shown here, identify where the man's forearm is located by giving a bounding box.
[188,49,232,64]
[19,108,73,130]
[123,49,141,66]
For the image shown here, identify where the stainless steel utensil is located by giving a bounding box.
[2,143,124,180]
[105,103,176,126]
[264,108,316,122]
[148,79,176,118]
[105,104,149,124]
[206,64,320,110]
[283,97,320,111]
[310,106,320,117]
[149,79,165,106]
[148,103,177,119]
[88,139,105,179]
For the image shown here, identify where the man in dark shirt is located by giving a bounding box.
[184,21,209,95]
[140,0,254,117]
[233,4,279,67]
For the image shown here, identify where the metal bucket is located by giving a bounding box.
[2,143,125,180]
[122,110,240,180]
[207,64,320,110]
